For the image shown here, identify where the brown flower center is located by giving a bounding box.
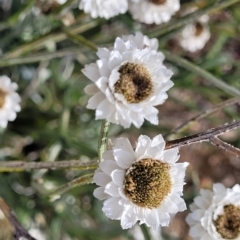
[149,0,167,5]
[214,204,240,239]
[0,89,7,109]
[123,158,172,209]
[194,22,204,37]
[114,63,153,104]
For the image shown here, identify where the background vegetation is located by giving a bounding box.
[0,0,240,239]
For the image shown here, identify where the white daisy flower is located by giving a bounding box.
[79,0,128,19]
[179,14,210,52]
[129,0,180,25]
[186,183,240,240]
[122,32,159,51]
[82,37,173,128]
[0,76,21,128]
[93,134,189,229]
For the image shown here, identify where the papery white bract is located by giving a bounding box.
[79,0,128,19]
[122,32,160,51]
[186,183,240,240]
[82,37,173,128]
[129,0,180,25]
[179,13,210,52]
[0,76,21,128]
[93,134,188,229]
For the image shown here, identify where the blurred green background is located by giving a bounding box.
[0,0,240,239]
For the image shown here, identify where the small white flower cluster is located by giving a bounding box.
[94,135,189,229]
[0,76,21,128]
[187,183,240,240]
[79,0,180,24]
[179,8,210,52]
[83,32,173,128]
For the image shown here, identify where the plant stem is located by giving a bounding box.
[98,120,111,162]
[0,161,98,172]
[48,173,94,202]
[163,50,240,97]
[209,137,240,157]
[166,120,240,149]
[169,97,240,137]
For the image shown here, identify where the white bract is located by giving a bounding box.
[129,0,180,25]
[186,183,240,240]
[122,32,159,51]
[93,134,188,229]
[0,76,21,128]
[79,0,128,19]
[83,37,173,128]
[179,14,210,52]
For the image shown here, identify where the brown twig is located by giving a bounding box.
[209,136,240,157]
[165,120,240,149]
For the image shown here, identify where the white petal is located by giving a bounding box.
[93,187,109,200]
[103,197,123,220]
[93,172,111,187]
[99,160,118,175]
[111,169,125,186]
[105,182,120,197]
[121,209,138,229]
[114,149,134,169]
[162,148,179,163]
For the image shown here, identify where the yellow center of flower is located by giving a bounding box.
[214,204,240,239]
[114,63,153,104]
[194,22,204,37]
[0,89,7,109]
[149,0,167,5]
[123,158,172,209]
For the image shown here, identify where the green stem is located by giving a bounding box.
[150,0,240,37]
[3,20,100,58]
[63,28,98,51]
[0,160,98,172]
[163,50,240,97]
[98,120,110,162]
[48,173,94,201]
[168,97,240,138]
[140,225,152,240]
[0,48,86,67]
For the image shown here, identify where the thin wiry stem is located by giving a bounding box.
[0,48,86,67]
[0,160,98,172]
[169,97,240,137]
[163,50,240,97]
[98,120,111,162]
[165,120,240,149]
[3,20,100,58]
[48,173,94,202]
[209,137,240,157]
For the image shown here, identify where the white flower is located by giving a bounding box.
[122,32,159,51]
[0,76,21,128]
[79,0,128,19]
[93,134,189,229]
[179,14,210,52]
[186,183,240,240]
[82,37,173,128]
[129,0,180,25]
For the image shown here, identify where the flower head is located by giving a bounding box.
[129,0,180,25]
[179,14,210,52]
[186,183,240,240]
[0,76,21,128]
[93,134,188,229]
[79,0,128,19]
[83,37,173,128]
